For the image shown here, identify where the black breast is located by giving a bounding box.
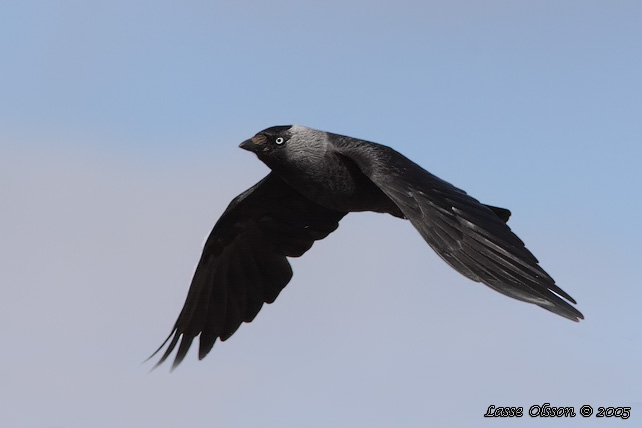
[323,153,404,217]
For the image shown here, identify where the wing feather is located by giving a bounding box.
[333,138,583,321]
[150,173,346,369]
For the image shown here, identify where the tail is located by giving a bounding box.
[484,204,511,223]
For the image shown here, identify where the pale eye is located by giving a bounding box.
[275,137,284,145]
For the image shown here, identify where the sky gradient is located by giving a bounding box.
[2,1,641,427]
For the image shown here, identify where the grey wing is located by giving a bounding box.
[150,173,347,369]
[334,138,583,321]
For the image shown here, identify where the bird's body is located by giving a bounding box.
[252,126,400,215]
[151,125,583,369]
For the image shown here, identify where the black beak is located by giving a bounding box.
[239,139,256,152]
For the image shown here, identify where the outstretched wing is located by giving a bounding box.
[151,173,347,369]
[333,137,583,321]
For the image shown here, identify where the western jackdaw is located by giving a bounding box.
[151,125,583,369]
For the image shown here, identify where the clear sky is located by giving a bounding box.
[2,1,641,427]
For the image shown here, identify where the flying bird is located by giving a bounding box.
[151,125,583,369]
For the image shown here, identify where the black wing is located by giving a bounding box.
[151,173,347,369]
[333,138,583,321]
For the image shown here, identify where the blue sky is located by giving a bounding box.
[2,1,641,427]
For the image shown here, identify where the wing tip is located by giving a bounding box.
[144,328,188,372]
[541,298,584,322]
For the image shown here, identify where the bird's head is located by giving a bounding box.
[240,125,329,169]
[239,125,293,156]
